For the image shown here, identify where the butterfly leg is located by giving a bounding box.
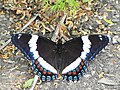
[29,75,39,90]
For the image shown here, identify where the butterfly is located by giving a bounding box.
[11,33,109,81]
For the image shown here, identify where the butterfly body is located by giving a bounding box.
[11,33,109,81]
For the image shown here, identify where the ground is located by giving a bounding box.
[0,0,120,90]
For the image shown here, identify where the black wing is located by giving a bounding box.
[62,34,109,67]
[11,33,57,61]
[86,35,109,60]
[11,33,59,81]
[60,34,109,81]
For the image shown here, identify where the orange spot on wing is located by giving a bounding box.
[68,72,72,75]
[76,68,80,72]
[43,71,46,75]
[81,60,84,66]
[47,72,52,75]
[79,65,82,70]
[39,67,43,71]
[37,65,40,69]
[73,71,77,75]
[35,60,39,65]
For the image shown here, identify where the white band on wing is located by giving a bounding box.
[81,36,91,59]
[28,35,39,59]
[62,57,81,74]
[38,57,58,74]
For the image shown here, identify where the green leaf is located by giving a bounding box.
[103,18,113,24]
[82,0,90,3]
[21,78,34,89]
[49,0,79,13]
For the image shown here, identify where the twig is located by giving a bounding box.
[51,14,66,42]
[0,39,11,50]
[19,14,39,32]
[29,75,40,90]
[40,21,52,32]
[0,14,39,50]
[61,33,69,41]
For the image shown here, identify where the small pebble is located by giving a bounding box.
[91,71,96,76]
[112,35,120,44]
[99,72,104,78]
[84,74,91,78]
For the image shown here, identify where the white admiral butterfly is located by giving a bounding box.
[11,33,109,81]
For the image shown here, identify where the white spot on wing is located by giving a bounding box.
[28,35,39,59]
[62,57,81,74]
[38,57,58,74]
[18,34,22,39]
[98,35,103,40]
